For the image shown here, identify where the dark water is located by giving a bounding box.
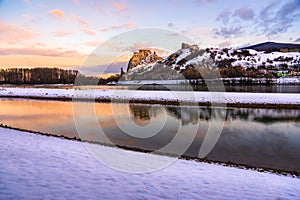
[0,98,299,173]
[136,84,300,93]
[4,84,300,93]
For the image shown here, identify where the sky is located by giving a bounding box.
[0,0,299,74]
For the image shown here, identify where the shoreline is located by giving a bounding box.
[0,123,299,178]
[1,86,300,109]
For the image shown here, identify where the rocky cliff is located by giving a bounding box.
[127,50,162,72]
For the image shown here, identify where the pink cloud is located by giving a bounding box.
[111,0,127,12]
[0,21,38,45]
[23,0,30,4]
[90,1,102,12]
[52,31,74,37]
[71,14,89,26]
[49,9,66,19]
[110,22,134,30]
[84,40,102,47]
[100,28,109,32]
[99,22,134,33]
[72,0,79,4]
[81,28,95,36]
[0,47,85,58]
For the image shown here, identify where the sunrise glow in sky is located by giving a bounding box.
[0,0,299,73]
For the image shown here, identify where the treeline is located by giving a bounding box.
[181,65,275,80]
[0,68,78,84]
[75,74,120,85]
[0,68,121,85]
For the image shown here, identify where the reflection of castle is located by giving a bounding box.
[129,104,300,125]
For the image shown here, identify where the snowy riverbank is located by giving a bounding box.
[1,127,300,199]
[0,86,300,107]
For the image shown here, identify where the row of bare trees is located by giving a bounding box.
[181,65,275,79]
[0,68,78,84]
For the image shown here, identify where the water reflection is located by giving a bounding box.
[0,98,299,172]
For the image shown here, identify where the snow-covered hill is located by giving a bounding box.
[120,42,300,82]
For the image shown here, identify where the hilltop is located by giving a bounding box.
[119,42,300,84]
[241,42,300,52]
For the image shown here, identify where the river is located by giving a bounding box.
[0,98,299,173]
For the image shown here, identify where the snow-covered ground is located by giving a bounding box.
[1,86,300,105]
[230,50,300,69]
[189,48,300,69]
[276,77,300,84]
[1,127,300,199]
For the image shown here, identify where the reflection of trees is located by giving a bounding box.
[226,108,300,124]
[129,104,161,121]
[226,108,250,120]
[129,104,151,120]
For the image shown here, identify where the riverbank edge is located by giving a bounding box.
[0,124,299,178]
[1,95,300,109]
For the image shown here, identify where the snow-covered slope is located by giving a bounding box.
[215,49,300,69]
[1,127,300,199]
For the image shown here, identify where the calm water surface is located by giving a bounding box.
[0,98,299,173]
[4,84,300,93]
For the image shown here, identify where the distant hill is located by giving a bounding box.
[241,42,300,52]
[118,42,300,83]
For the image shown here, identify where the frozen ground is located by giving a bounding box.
[1,87,300,105]
[0,127,300,199]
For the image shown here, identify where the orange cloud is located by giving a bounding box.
[71,14,89,26]
[81,28,95,36]
[49,9,66,19]
[0,21,38,45]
